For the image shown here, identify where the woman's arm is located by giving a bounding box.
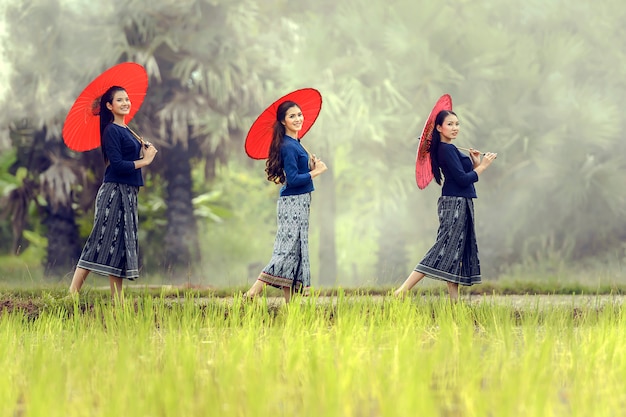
[104,129,137,175]
[441,145,478,187]
[473,151,497,175]
[105,128,158,172]
[309,157,327,178]
[282,145,312,186]
[469,148,481,168]
[134,145,158,168]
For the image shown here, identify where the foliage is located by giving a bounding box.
[0,149,20,253]
[0,0,114,275]
[137,168,234,278]
[2,0,626,284]
[195,161,279,287]
[103,0,292,270]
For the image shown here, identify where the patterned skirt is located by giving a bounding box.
[414,196,481,286]
[77,182,140,279]
[259,193,311,292]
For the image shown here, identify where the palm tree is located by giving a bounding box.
[277,0,480,284]
[109,0,285,277]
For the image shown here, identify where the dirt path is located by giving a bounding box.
[189,294,625,309]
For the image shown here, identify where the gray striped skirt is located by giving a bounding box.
[259,193,311,292]
[414,196,481,286]
[77,182,140,279]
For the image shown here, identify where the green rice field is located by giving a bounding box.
[1,292,625,417]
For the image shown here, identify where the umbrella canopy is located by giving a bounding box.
[62,62,148,152]
[415,94,453,189]
[245,88,322,159]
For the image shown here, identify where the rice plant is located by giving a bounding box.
[0,293,624,416]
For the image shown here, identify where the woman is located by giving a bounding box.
[68,85,158,300]
[245,100,328,303]
[394,110,497,300]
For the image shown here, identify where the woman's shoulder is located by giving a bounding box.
[442,143,465,154]
[281,135,299,145]
[439,143,465,164]
[438,142,458,155]
[103,123,128,138]
[280,137,302,152]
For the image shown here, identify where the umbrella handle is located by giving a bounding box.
[457,146,486,156]
[300,143,316,170]
[127,126,149,148]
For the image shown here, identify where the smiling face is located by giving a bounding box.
[281,105,303,138]
[106,90,131,121]
[436,113,460,142]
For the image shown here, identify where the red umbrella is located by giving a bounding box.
[415,94,453,189]
[245,88,322,159]
[62,62,148,152]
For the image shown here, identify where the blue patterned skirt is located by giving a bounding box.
[414,196,481,286]
[260,193,311,292]
[77,182,140,279]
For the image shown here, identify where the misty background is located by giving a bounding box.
[1,0,626,288]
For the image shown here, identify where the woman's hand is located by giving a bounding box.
[143,144,158,163]
[480,152,497,167]
[473,152,497,176]
[469,148,481,168]
[135,143,158,169]
[310,156,327,178]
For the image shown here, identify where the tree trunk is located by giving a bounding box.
[375,208,409,285]
[162,141,199,278]
[43,199,81,279]
[316,142,337,286]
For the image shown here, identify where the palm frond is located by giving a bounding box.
[38,154,79,212]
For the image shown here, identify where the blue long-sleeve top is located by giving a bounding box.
[438,142,478,198]
[280,135,314,196]
[102,124,144,187]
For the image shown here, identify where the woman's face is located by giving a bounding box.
[436,114,459,141]
[282,106,303,137]
[106,90,131,118]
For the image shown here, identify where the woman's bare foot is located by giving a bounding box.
[244,279,266,299]
[393,271,426,297]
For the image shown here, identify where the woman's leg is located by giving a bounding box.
[109,276,124,301]
[69,267,90,293]
[393,271,426,296]
[244,278,266,298]
[282,286,293,304]
[446,282,459,301]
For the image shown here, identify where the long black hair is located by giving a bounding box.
[265,100,300,184]
[430,110,457,185]
[98,85,126,164]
